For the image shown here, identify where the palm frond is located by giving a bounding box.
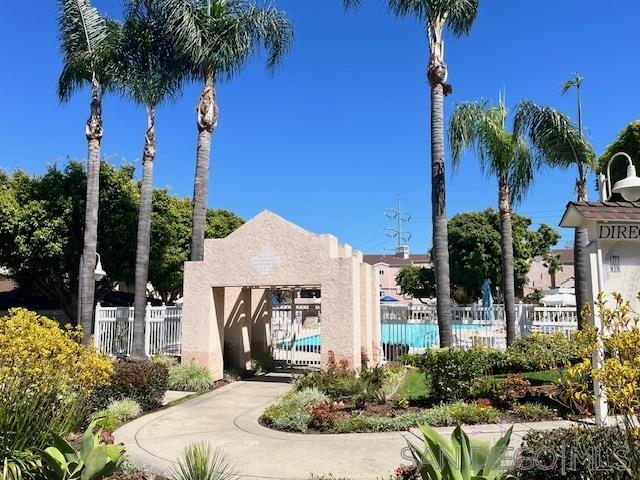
[560,73,582,96]
[387,0,478,37]
[450,99,538,205]
[57,0,121,100]
[513,100,595,170]
[121,0,187,108]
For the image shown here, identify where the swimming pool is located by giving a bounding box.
[277,323,483,350]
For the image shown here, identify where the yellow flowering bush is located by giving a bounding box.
[558,292,640,474]
[0,309,113,471]
[0,308,112,394]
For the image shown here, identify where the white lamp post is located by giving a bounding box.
[77,252,107,323]
[603,152,640,201]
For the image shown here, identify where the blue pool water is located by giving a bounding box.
[278,323,480,349]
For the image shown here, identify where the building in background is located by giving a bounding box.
[524,248,574,296]
[363,247,431,304]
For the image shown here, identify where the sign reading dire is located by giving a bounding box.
[598,224,640,240]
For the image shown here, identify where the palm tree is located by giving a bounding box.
[513,100,595,322]
[122,0,185,358]
[344,0,479,347]
[57,0,122,344]
[449,98,538,346]
[159,0,293,262]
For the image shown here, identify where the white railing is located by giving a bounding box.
[271,304,321,367]
[381,303,578,360]
[94,302,182,357]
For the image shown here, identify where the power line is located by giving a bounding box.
[384,199,411,255]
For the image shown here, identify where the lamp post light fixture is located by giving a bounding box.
[77,252,107,324]
[603,152,640,202]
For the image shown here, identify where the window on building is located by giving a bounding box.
[379,269,384,275]
[610,255,621,273]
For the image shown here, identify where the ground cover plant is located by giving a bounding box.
[168,362,214,392]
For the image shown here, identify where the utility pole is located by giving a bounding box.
[385,200,411,257]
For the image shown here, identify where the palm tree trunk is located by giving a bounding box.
[498,174,517,346]
[430,82,453,347]
[190,73,219,262]
[79,82,103,345]
[574,170,589,325]
[132,109,157,359]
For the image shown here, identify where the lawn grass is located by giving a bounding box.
[396,369,430,399]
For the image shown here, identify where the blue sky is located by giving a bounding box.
[1,0,639,254]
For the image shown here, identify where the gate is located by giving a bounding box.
[271,303,321,368]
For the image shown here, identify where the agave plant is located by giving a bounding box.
[407,424,515,480]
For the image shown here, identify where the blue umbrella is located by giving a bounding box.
[380,295,399,302]
[481,279,495,320]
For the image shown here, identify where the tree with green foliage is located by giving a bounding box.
[344,0,479,348]
[447,210,560,302]
[0,161,243,324]
[598,120,640,184]
[396,265,436,303]
[120,0,186,358]
[514,98,595,321]
[449,97,540,345]
[57,0,124,344]
[159,0,293,262]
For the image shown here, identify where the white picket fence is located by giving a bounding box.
[93,302,578,363]
[94,303,182,357]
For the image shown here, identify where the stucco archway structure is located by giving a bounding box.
[181,211,381,380]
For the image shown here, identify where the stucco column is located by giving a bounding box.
[181,263,224,380]
[371,272,382,364]
[250,288,272,354]
[321,258,362,369]
[223,287,253,371]
[359,263,373,364]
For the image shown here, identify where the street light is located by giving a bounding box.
[77,252,107,323]
[605,152,640,202]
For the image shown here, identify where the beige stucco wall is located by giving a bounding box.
[181,211,380,379]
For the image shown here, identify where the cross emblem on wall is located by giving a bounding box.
[251,247,280,277]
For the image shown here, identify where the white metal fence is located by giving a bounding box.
[271,304,322,367]
[94,302,182,357]
[93,302,578,365]
[381,303,579,361]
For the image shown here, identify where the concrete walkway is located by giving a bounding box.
[115,373,576,480]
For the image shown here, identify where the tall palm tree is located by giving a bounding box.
[122,0,185,358]
[57,0,122,343]
[160,0,293,262]
[449,98,538,346]
[513,100,595,323]
[344,0,479,347]
[561,74,589,321]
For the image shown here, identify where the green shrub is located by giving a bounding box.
[251,351,275,375]
[331,403,500,433]
[415,348,492,402]
[472,374,530,408]
[169,363,213,392]
[91,359,169,412]
[503,332,582,372]
[262,389,327,432]
[93,399,142,431]
[512,403,557,421]
[170,442,237,480]
[152,355,178,368]
[516,426,631,480]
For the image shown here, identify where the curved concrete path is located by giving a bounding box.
[115,373,575,480]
